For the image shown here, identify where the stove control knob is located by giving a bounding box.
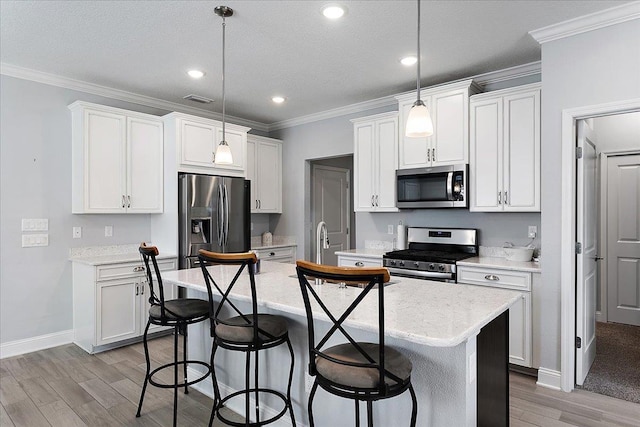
[438,264,446,272]
[428,263,435,271]
[414,262,420,268]
[399,261,405,267]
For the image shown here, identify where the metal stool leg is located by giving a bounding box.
[136,320,152,417]
[245,350,251,427]
[208,340,220,427]
[409,384,418,427]
[285,337,296,426]
[308,381,318,427]
[254,349,260,424]
[367,400,373,427]
[183,324,189,394]
[173,325,179,427]
[355,399,360,427]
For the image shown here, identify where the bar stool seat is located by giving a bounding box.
[148,299,209,321]
[215,314,288,344]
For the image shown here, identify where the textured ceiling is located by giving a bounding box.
[0,0,630,126]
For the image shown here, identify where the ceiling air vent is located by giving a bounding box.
[183,94,214,104]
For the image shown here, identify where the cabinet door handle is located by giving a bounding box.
[258,200,261,209]
[140,283,145,295]
[122,195,126,208]
[484,274,500,281]
[212,152,216,163]
[127,195,131,208]
[504,191,508,205]
[498,192,502,205]
[427,148,431,162]
[135,284,139,296]
[371,195,375,207]
[269,252,275,256]
[133,266,144,272]
[432,148,435,161]
[355,261,364,267]
[374,195,378,206]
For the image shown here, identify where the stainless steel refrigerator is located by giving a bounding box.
[178,173,250,269]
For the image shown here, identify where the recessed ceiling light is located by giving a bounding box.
[322,4,346,20]
[401,56,417,66]
[272,96,286,104]
[187,69,205,79]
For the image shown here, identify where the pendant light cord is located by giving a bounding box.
[221,15,226,141]
[416,0,421,103]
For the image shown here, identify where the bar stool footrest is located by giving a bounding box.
[148,360,211,389]
[215,388,289,427]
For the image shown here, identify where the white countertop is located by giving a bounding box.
[163,261,521,348]
[251,243,297,250]
[70,252,177,266]
[334,248,387,259]
[457,256,541,273]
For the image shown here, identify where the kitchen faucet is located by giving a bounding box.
[315,221,329,284]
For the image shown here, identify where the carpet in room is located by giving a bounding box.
[581,321,640,404]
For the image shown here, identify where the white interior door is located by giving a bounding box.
[312,165,350,266]
[576,120,598,385]
[607,154,640,326]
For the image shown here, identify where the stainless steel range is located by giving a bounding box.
[383,227,478,282]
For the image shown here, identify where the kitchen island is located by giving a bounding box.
[162,261,522,427]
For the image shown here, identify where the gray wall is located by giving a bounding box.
[539,18,640,372]
[594,111,640,153]
[0,75,170,343]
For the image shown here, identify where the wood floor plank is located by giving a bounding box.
[1,403,16,427]
[2,356,41,382]
[19,376,60,407]
[512,386,605,421]
[74,400,121,427]
[0,376,29,406]
[109,400,162,427]
[38,399,87,427]
[55,359,97,383]
[3,398,50,427]
[110,377,165,412]
[520,410,578,427]
[510,396,564,420]
[79,377,127,409]
[36,360,71,382]
[47,377,95,409]
[82,359,126,384]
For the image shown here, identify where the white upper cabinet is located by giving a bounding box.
[69,101,163,214]
[163,112,250,177]
[352,112,399,212]
[247,135,282,213]
[396,80,481,169]
[469,84,541,212]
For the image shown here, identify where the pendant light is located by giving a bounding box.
[214,5,233,164]
[405,0,433,138]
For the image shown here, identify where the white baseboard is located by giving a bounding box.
[536,367,562,390]
[0,329,73,359]
[187,367,300,427]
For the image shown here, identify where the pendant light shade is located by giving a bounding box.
[214,5,233,165]
[405,0,434,138]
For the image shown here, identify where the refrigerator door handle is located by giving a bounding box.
[217,184,224,246]
[224,184,230,247]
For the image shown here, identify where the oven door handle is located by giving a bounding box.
[386,267,454,280]
[446,171,453,201]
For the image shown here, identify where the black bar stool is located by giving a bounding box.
[197,250,296,427]
[295,260,417,427]
[136,243,212,427]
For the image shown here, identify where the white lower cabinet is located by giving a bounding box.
[337,254,383,268]
[254,246,296,264]
[73,257,177,353]
[457,265,533,367]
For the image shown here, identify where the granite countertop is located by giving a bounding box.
[69,244,177,266]
[251,243,297,250]
[457,256,541,273]
[334,248,387,259]
[163,261,521,348]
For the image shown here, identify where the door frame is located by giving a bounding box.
[310,163,351,263]
[597,149,640,323]
[559,97,640,392]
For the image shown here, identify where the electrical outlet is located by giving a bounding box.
[22,234,49,247]
[73,226,82,239]
[528,226,537,239]
[105,225,113,237]
[387,225,394,235]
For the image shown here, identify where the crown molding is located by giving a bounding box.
[529,2,640,44]
[472,61,541,86]
[0,63,268,132]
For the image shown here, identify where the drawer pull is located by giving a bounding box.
[485,274,500,281]
[133,266,145,272]
[269,252,275,256]
[355,261,364,267]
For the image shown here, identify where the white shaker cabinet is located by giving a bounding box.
[247,135,282,213]
[163,112,250,177]
[254,245,296,264]
[352,112,399,212]
[69,102,164,214]
[469,84,541,212]
[396,80,481,169]
[72,257,177,353]
[457,265,534,367]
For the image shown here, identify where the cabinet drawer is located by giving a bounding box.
[457,266,531,291]
[255,247,294,260]
[338,256,383,268]
[96,258,177,281]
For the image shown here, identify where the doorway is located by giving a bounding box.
[310,156,354,266]
[574,112,640,402]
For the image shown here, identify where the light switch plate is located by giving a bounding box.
[528,226,537,239]
[105,225,113,237]
[21,218,48,231]
[387,225,394,235]
[22,234,49,247]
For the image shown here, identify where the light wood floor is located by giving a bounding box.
[1,335,639,426]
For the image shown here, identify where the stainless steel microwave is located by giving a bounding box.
[396,164,468,208]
